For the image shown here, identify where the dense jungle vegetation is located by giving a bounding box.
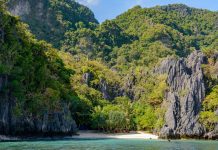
[1,0,218,132]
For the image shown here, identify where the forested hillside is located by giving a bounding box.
[1,0,218,139]
[0,1,81,135]
[60,4,218,137]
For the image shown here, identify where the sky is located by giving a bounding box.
[76,0,218,23]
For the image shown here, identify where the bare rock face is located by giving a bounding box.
[0,75,77,136]
[122,71,137,100]
[8,0,31,18]
[8,0,46,21]
[7,0,98,48]
[156,51,207,138]
[83,72,94,86]
[9,105,77,136]
[0,75,10,135]
[82,72,122,100]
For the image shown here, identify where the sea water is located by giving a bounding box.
[0,139,217,150]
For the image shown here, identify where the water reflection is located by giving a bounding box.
[0,139,217,150]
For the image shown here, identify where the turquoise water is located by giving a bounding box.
[0,139,217,150]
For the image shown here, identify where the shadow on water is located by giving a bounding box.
[0,139,218,150]
[0,137,118,143]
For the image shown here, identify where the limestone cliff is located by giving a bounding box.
[155,51,208,138]
[7,0,98,47]
[0,75,77,136]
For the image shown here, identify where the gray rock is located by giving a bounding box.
[43,105,77,134]
[157,51,206,138]
[8,0,31,18]
[159,125,179,139]
[99,78,122,100]
[100,79,111,100]
[204,124,218,140]
[83,72,123,100]
[122,71,137,100]
[0,75,10,134]
[0,74,77,136]
[83,72,94,86]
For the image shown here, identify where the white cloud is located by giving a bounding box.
[76,0,100,6]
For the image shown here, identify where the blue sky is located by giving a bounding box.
[76,0,218,23]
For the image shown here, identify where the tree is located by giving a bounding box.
[200,85,218,131]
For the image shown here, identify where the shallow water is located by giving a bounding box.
[0,139,217,150]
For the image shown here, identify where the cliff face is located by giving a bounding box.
[7,0,98,47]
[8,0,31,18]
[7,0,58,44]
[0,7,78,136]
[2,1,217,138]
[155,51,207,138]
[82,72,123,100]
[0,75,10,135]
[0,75,77,136]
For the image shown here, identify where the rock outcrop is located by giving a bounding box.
[155,51,207,138]
[8,0,31,19]
[0,75,77,136]
[82,72,122,100]
[7,0,98,47]
[204,126,218,140]
[99,78,123,100]
[83,72,94,86]
[122,71,137,100]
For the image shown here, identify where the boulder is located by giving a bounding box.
[159,125,179,139]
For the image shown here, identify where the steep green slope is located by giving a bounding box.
[112,4,217,69]
[60,4,218,134]
[1,1,218,138]
[62,4,217,73]
[1,1,125,133]
[0,4,80,135]
[7,0,98,48]
[1,2,126,132]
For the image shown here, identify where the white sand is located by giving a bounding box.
[72,131,158,139]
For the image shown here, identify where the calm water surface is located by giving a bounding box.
[0,139,217,150]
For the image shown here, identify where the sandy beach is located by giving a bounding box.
[72,131,159,139]
[0,131,158,141]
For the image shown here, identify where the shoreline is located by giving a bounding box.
[0,131,158,142]
[1,131,217,142]
[72,131,159,140]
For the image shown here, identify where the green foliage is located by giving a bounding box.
[61,20,134,62]
[107,111,127,132]
[154,107,166,130]
[200,111,218,132]
[200,86,218,131]
[91,106,107,130]
[133,103,157,131]
[202,86,218,112]
[60,3,216,73]
[0,10,80,120]
[2,2,218,134]
[91,101,133,132]
[112,4,217,69]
